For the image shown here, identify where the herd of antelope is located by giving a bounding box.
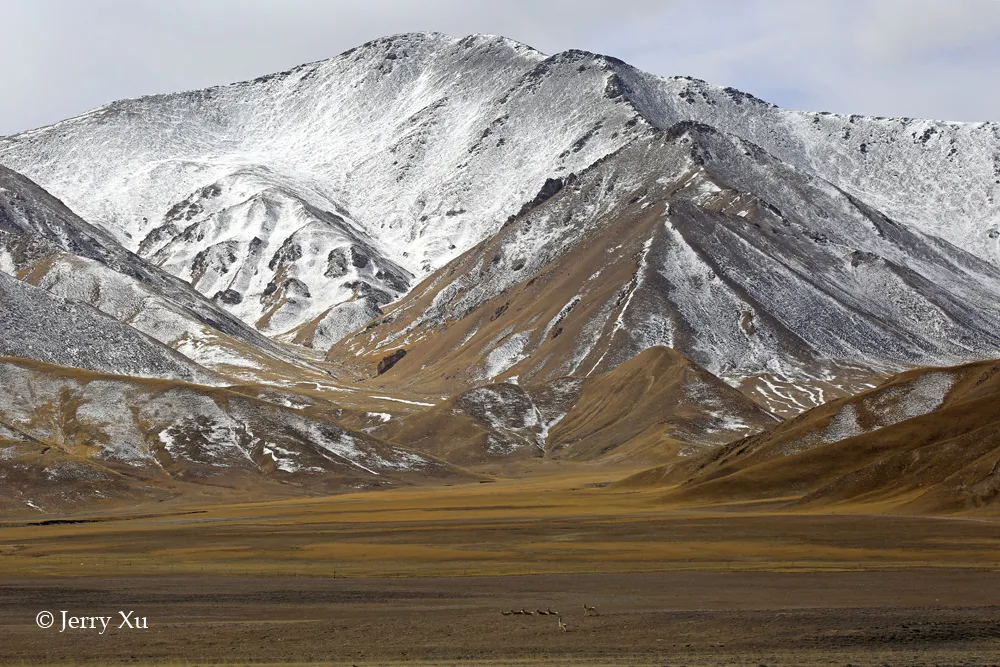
[500,604,598,632]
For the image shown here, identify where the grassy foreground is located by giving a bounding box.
[3,463,1000,578]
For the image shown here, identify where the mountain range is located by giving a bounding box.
[1,32,999,512]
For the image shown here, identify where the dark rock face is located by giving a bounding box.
[137,223,179,255]
[281,278,311,299]
[165,199,203,223]
[214,289,243,305]
[524,177,566,212]
[377,349,407,375]
[326,247,350,278]
[350,247,370,269]
[268,238,303,271]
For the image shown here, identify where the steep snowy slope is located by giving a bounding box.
[0,166,318,380]
[1,32,998,349]
[0,357,467,514]
[610,68,1000,264]
[0,272,213,382]
[334,124,1000,415]
[0,34,652,343]
[140,168,413,345]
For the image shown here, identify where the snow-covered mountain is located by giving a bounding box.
[0,34,649,344]
[0,165,325,382]
[1,31,999,420]
[1,33,998,351]
[334,122,1000,415]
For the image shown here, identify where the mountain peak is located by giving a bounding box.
[339,32,543,61]
[2,32,999,366]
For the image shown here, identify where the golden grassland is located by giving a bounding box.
[4,462,1000,579]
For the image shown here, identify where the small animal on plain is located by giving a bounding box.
[501,609,514,616]
[557,615,569,632]
[583,603,598,616]
[546,607,557,615]
[536,609,549,615]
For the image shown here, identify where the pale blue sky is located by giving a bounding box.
[2,0,999,135]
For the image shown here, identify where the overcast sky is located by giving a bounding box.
[2,0,999,135]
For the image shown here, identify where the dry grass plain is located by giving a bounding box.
[3,463,1000,664]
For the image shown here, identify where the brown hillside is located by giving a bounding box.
[380,346,775,467]
[0,356,471,515]
[622,359,1000,514]
[548,346,776,462]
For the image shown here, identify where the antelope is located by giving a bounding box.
[536,609,549,615]
[501,609,514,616]
[557,615,568,632]
[583,603,598,616]
[546,607,557,616]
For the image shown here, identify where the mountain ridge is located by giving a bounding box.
[4,32,995,349]
[332,119,1000,415]
[0,31,999,511]
[0,165,332,383]
[621,357,1000,514]
[2,33,999,406]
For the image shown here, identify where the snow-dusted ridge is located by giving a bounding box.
[607,64,1000,265]
[0,33,663,344]
[335,115,1000,417]
[0,31,998,417]
[0,165,315,379]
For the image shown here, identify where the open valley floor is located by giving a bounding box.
[2,467,1000,665]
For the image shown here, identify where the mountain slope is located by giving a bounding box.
[1,32,998,422]
[1,33,997,350]
[375,346,775,466]
[0,35,649,342]
[332,123,1000,415]
[0,271,214,382]
[0,165,324,381]
[0,357,468,514]
[623,359,1000,514]
[611,67,1000,265]
[546,346,776,462]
